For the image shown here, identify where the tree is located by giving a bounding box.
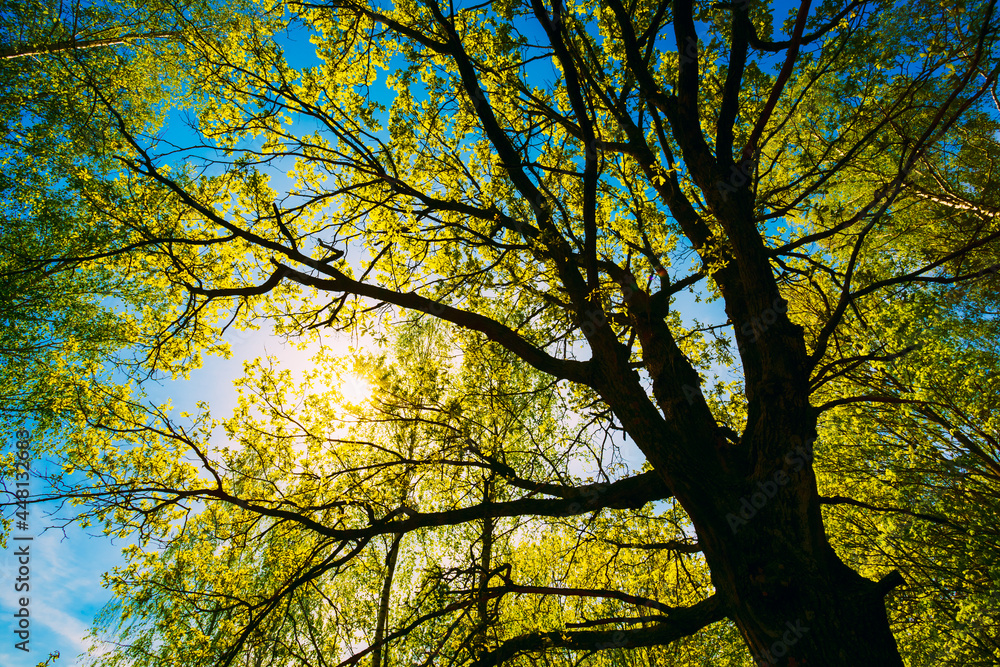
[0,0,274,432]
[0,0,239,60]
[4,0,1000,665]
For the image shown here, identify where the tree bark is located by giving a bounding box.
[0,31,183,60]
[702,455,905,665]
[371,533,402,667]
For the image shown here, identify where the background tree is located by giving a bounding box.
[3,0,1000,665]
[0,0,273,442]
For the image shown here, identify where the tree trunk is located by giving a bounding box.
[607,335,906,665]
[692,420,905,666]
[715,534,903,666]
[372,533,402,667]
[478,476,494,625]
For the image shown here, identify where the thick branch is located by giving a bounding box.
[469,594,725,667]
[741,0,812,163]
[819,495,960,529]
[530,0,600,290]
[273,262,591,384]
[745,1,862,52]
[716,3,750,165]
[1,30,184,60]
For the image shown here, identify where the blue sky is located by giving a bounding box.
[0,296,731,667]
[0,323,370,666]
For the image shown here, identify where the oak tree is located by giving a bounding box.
[4,0,1000,665]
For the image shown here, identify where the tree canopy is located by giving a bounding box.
[2,0,1000,665]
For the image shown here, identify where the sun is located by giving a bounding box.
[339,372,372,405]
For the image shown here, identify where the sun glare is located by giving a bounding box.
[340,372,372,405]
